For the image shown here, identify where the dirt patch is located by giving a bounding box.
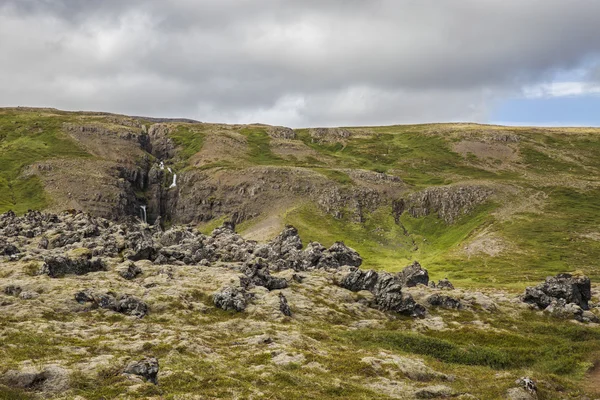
[461,229,507,258]
[585,362,600,394]
[270,139,331,164]
[453,140,519,164]
[190,131,247,167]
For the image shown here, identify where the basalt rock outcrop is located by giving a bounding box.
[123,357,159,385]
[397,261,429,287]
[340,268,426,317]
[522,273,597,322]
[75,289,149,318]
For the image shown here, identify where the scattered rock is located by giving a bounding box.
[123,357,159,384]
[118,262,143,280]
[279,293,292,316]
[437,278,455,290]
[340,268,425,317]
[41,255,106,277]
[414,384,454,399]
[427,294,462,310]
[1,365,70,393]
[242,258,288,290]
[75,290,148,317]
[213,286,248,312]
[397,261,429,287]
[3,285,22,297]
[523,273,591,310]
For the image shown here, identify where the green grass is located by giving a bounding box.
[0,110,90,214]
[168,124,206,162]
[240,127,286,165]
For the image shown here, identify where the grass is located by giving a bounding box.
[0,109,90,214]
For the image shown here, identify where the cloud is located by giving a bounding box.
[1,0,600,126]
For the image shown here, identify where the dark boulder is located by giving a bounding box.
[427,294,462,310]
[436,278,454,290]
[327,242,362,267]
[397,261,429,287]
[242,259,288,291]
[340,269,379,292]
[41,256,106,278]
[116,295,148,317]
[118,262,143,280]
[123,357,159,384]
[523,273,591,310]
[3,285,22,297]
[279,293,292,317]
[339,268,425,318]
[213,286,248,312]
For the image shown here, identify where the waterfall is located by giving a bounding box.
[159,161,164,170]
[167,167,172,173]
[169,173,177,188]
[140,205,147,224]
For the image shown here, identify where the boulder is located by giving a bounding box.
[213,286,248,312]
[118,262,143,280]
[523,273,591,310]
[41,256,106,277]
[123,357,159,384]
[242,258,288,290]
[340,268,425,318]
[279,293,292,317]
[326,242,362,267]
[397,261,429,287]
[75,290,148,317]
[1,365,69,393]
[437,278,454,290]
[427,294,462,310]
[3,285,22,297]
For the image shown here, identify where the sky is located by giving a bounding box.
[1,0,600,128]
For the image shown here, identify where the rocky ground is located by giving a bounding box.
[2,210,600,399]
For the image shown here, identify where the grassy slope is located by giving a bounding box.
[1,110,600,398]
[0,109,91,214]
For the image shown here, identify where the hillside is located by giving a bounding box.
[1,107,600,399]
[1,107,598,287]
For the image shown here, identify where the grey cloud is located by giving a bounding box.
[1,0,600,126]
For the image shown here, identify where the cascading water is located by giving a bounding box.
[140,205,147,224]
[159,161,164,170]
[170,173,177,188]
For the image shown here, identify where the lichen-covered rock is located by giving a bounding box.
[523,273,591,310]
[75,290,148,317]
[41,255,106,277]
[437,278,454,290]
[326,242,362,268]
[242,258,288,290]
[397,261,429,287]
[1,365,70,393]
[427,294,462,310]
[3,285,22,297]
[123,357,159,384]
[118,262,143,280]
[213,286,248,312]
[279,293,292,316]
[340,268,425,317]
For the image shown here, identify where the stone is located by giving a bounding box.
[427,294,462,310]
[123,357,159,384]
[523,273,592,312]
[242,258,288,290]
[116,295,149,318]
[414,385,454,399]
[279,293,292,317]
[397,261,429,287]
[340,268,426,317]
[3,285,22,297]
[118,262,143,280]
[214,286,248,312]
[1,365,70,393]
[19,291,40,300]
[41,255,106,277]
[437,278,454,290]
[327,242,362,267]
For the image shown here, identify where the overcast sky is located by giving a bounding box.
[1,0,600,127]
